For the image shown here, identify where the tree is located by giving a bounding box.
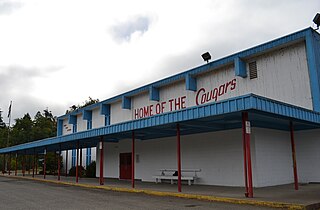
[65,97,99,114]
[0,110,7,148]
[10,113,33,146]
[32,109,57,141]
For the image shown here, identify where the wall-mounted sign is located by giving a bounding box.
[134,78,237,120]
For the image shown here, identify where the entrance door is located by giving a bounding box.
[119,153,132,180]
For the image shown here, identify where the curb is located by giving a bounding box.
[0,175,307,210]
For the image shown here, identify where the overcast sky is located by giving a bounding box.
[0,0,319,122]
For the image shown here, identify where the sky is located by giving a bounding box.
[0,0,319,123]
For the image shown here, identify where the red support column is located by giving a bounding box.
[58,144,61,181]
[15,153,17,176]
[32,150,35,178]
[8,153,11,175]
[242,112,253,198]
[54,151,57,176]
[290,121,299,190]
[132,131,135,188]
[242,114,248,197]
[99,136,104,185]
[22,152,25,177]
[43,148,47,179]
[2,154,5,174]
[79,147,82,178]
[28,155,31,175]
[76,141,79,183]
[35,154,38,175]
[177,124,182,192]
[65,150,68,177]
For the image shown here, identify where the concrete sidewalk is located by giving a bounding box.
[2,173,320,210]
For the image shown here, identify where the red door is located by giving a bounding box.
[119,153,132,180]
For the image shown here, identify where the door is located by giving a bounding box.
[119,153,132,180]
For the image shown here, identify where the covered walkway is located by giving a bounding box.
[1,94,320,199]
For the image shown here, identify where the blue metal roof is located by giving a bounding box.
[58,27,319,119]
[1,94,320,154]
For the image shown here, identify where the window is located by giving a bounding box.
[71,149,76,167]
[73,124,77,133]
[105,115,110,126]
[86,148,91,166]
[87,120,92,130]
[249,61,258,79]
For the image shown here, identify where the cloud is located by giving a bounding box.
[0,65,63,121]
[110,15,153,43]
[0,0,22,15]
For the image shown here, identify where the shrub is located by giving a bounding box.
[85,161,96,178]
[68,166,85,177]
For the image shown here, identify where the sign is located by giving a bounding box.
[245,121,251,134]
[133,78,237,120]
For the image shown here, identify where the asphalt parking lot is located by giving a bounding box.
[0,176,274,210]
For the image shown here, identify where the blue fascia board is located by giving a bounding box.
[57,119,63,136]
[100,103,111,116]
[305,29,320,112]
[185,74,197,91]
[68,115,77,125]
[234,57,247,78]
[122,96,131,109]
[2,93,320,154]
[56,28,314,120]
[149,86,160,101]
[83,110,92,121]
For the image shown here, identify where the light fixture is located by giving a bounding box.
[201,52,211,63]
[313,13,320,30]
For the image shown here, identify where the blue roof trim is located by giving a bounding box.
[235,57,247,78]
[68,115,77,125]
[2,94,320,154]
[100,104,110,115]
[185,74,197,91]
[57,27,315,120]
[149,86,160,101]
[122,96,131,110]
[305,30,320,112]
[57,119,63,136]
[83,110,92,121]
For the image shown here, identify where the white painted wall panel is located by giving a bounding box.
[109,42,312,125]
[77,114,86,132]
[92,108,104,128]
[295,129,320,183]
[252,128,293,187]
[97,129,245,186]
[96,142,119,178]
[62,118,72,135]
[110,101,131,124]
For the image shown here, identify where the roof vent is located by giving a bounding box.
[249,61,257,79]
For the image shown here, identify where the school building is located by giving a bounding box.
[1,27,320,198]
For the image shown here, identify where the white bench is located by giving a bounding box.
[152,169,201,186]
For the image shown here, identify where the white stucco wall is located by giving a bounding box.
[111,100,131,125]
[62,41,312,134]
[96,129,245,186]
[251,128,294,187]
[77,114,87,132]
[92,108,105,128]
[295,129,320,183]
[94,127,315,187]
[113,41,312,125]
[62,118,72,135]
